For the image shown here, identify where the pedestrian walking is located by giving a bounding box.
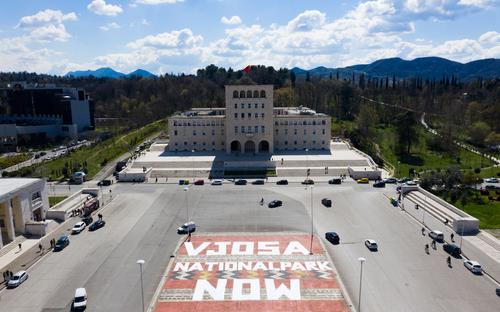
[18,243,22,251]
[38,243,43,253]
[431,240,436,249]
[9,270,13,279]
[155,177,158,183]
[450,233,455,242]
[425,244,429,254]
[421,227,425,235]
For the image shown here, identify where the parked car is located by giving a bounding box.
[252,179,265,185]
[71,222,86,234]
[211,179,223,185]
[7,271,28,288]
[428,230,444,242]
[383,177,397,184]
[485,185,500,190]
[178,179,190,185]
[357,178,369,184]
[484,177,499,183]
[464,260,482,274]
[276,179,288,185]
[398,177,411,183]
[235,179,247,185]
[73,288,88,310]
[443,243,461,257]
[97,179,112,186]
[405,180,417,186]
[373,181,386,188]
[268,200,282,208]
[364,239,378,251]
[81,216,93,226]
[325,232,340,245]
[177,221,196,234]
[321,198,332,207]
[302,179,314,185]
[54,235,70,251]
[89,220,106,231]
[194,179,204,185]
[496,288,500,296]
[328,178,342,185]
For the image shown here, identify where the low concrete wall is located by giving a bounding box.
[25,221,48,236]
[46,190,92,221]
[118,167,152,182]
[348,167,382,180]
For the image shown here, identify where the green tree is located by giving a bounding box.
[469,121,491,146]
[395,111,419,154]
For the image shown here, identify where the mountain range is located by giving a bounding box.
[65,67,157,78]
[291,57,500,81]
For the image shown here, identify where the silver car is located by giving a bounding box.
[7,271,28,288]
[464,260,482,274]
[364,239,378,251]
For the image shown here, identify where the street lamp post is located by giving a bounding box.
[358,257,366,312]
[136,259,145,312]
[184,186,189,222]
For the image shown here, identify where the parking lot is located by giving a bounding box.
[0,180,498,312]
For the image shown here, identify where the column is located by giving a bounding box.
[5,198,16,241]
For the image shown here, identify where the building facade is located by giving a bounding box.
[0,178,49,248]
[168,84,330,154]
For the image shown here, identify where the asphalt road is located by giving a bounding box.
[0,181,498,312]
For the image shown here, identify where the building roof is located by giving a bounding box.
[0,178,42,198]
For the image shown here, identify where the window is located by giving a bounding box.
[241,113,245,118]
[313,140,316,144]
[174,130,178,136]
[303,140,307,144]
[254,103,258,109]
[212,141,215,145]
[275,129,279,134]
[294,141,297,145]
[234,103,237,109]
[261,113,265,118]
[253,90,259,98]
[212,129,215,135]
[260,90,266,98]
[285,129,288,134]
[255,126,259,133]
[248,113,251,118]
[275,121,278,125]
[255,113,258,118]
[313,130,316,135]
[202,132,206,136]
[240,90,245,98]
[304,129,307,135]
[322,129,326,135]
[194,142,197,145]
[184,142,187,145]
[261,125,265,133]
[235,126,238,134]
[261,103,265,109]
[322,120,326,125]
[313,120,316,125]
[303,121,307,125]
[322,140,325,145]
[193,130,197,136]
[32,192,41,201]
[248,103,251,109]
[294,129,297,135]
[175,142,178,146]
[173,121,177,126]
[234,113,238,118]
[203,142,206,146]
[241,103,244,109]
[241,126,245,133]
[248,126,252,133]
[233,90,239,98]
[247,90,252,98]
[285,141,288,145]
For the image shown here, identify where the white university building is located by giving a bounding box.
[168,85,331,154]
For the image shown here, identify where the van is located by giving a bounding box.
[429,230,444,242]
[73,288,87,310]
[443,243,461,257]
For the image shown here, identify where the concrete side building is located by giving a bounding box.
[168,84,330,153]
[0,178,49,248]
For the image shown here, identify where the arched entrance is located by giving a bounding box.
[244,140,256,153]
[230,140,241,153]
[258,140,270,153]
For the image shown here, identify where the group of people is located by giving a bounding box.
[70,208,86,217]
[422,228,453,267]
[2,270,14,282]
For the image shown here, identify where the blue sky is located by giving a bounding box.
[0,0,498,75]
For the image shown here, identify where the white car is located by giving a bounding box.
[71,221,86,234]
[211,179,223,185]
[73,287,87,310]
[364,239,378,251]
[7,271,28,288]
[464,260,482,274]
[405,180,417,186]
[428,230,444,241]
[484,177,499,183]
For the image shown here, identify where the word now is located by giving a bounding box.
[174,261,332,272]
[193,279,301,301]
[184,241,310,256]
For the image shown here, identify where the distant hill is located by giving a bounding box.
[65,67,157,78]
[291,57,500,81]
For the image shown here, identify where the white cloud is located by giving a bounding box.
[87,0,123,16]
[100,22,121,31]
[133,0,184,4]
[221,16,242,25]
[127,28,203,49]
[17,9,77,42]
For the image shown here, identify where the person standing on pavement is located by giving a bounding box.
[18,243,22,251]
[38,243,43,253]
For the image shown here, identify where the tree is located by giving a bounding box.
[356,105,377,138]
[469,121,491,146]
[395,111,419,155]
[306,71,311,82]
[290,71,296,88]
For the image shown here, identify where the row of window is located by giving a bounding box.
[233,90,266,98]
[174,141,224,146]
[276,129,326,135]
[275,120,327,126]
[234,112,265,119]
[235,125,265,134]
[234,103,266,109]
[276,140,326,146]
[172,120,224,127]
[173,129,225,136]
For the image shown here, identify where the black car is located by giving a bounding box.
[443,243,461,257]
[268,200,282,208]
[54,235,70,251]
[302,179,314,185]
[276,179,288,185]
[235,179,247,185]
[384,177,397,184]
[485,185,500,190]
[252,180,265,185]
[81,216,93,225]
[325,232,340,245]
[328,178,342,185]
[89,220,106,231]
[398,177,411,183]
[321,198,332,207]
[373,181,386,188]
[97,179,112,186]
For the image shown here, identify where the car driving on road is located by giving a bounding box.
[54,235,70,251]
[373,181,386,188]
[268,200,282,208]
[364,239,378,251]
[235,179,247,185]
[357,178,369,184]
[464,260,482,274]
[328,178,342,184]
[211,179,223,185]
[7,271,28,288]
[276,179,288,185]
[89,220,106,231]
[484,177,499,183]
[428,230,444,242]
[177,221,196,234]
[325,232,340,245]
[252,179,265,185]
[72,221,86,234]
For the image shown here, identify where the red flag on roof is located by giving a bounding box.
[243,65,252,73]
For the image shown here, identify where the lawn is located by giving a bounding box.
[7,119,166,180]
[455,192,500,229]
[375,126,494,177]
[0,153,32,169]
[49,196,68,207]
